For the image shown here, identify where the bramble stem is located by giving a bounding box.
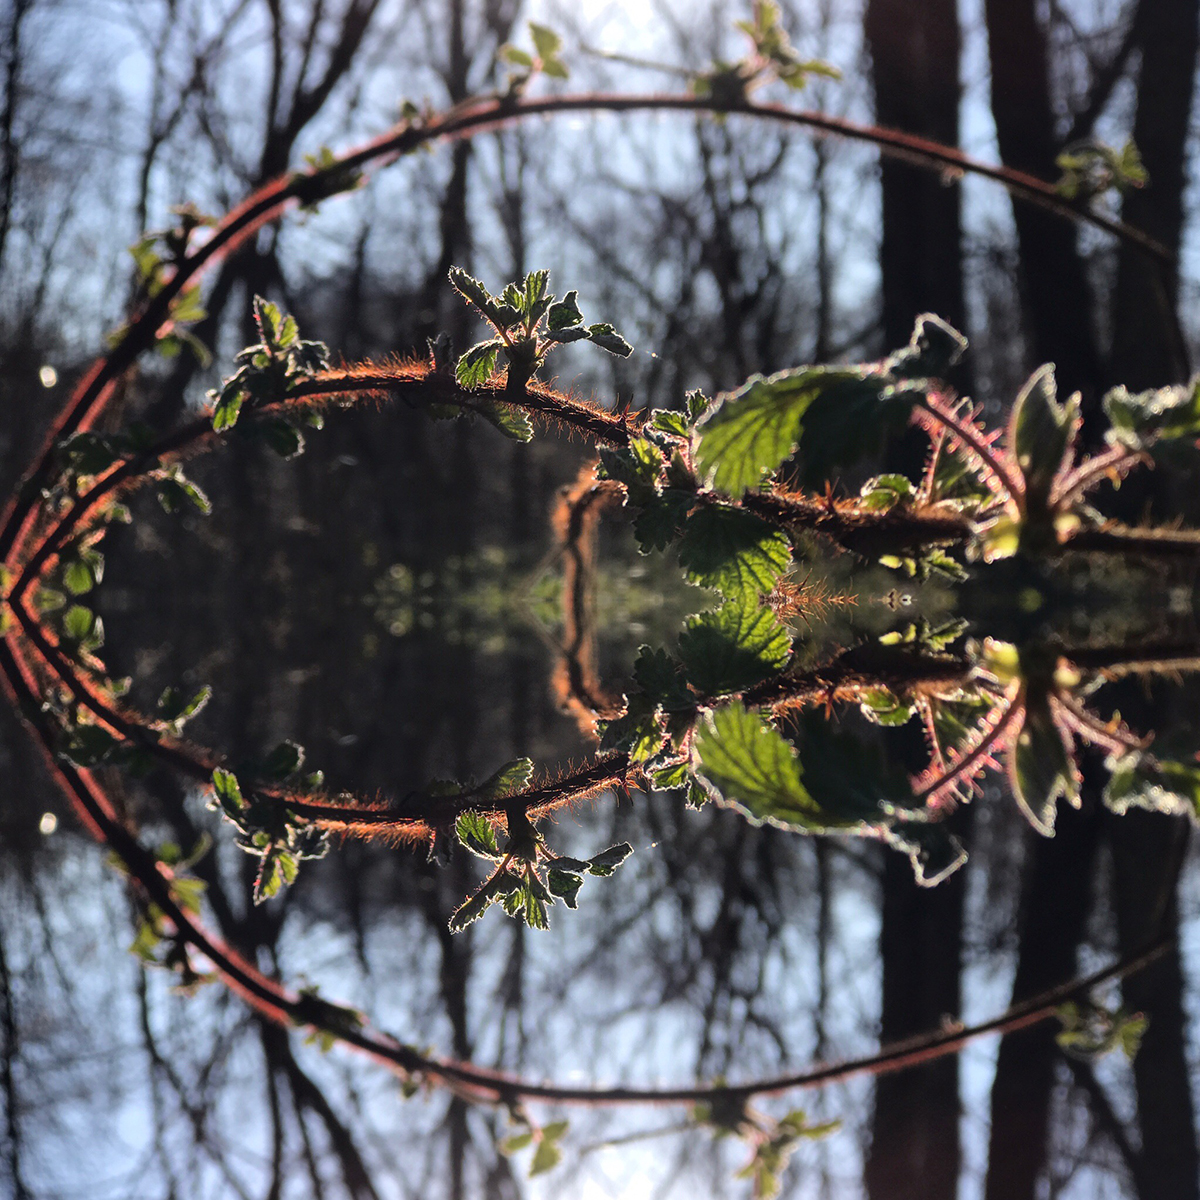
[0,90,1166,569]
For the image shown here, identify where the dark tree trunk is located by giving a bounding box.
[864,847,966,1200]
[983,0,1103,407]
[863,6,968,1196]
[1103,7,1200,1196]
[1109,0,1196,390]
[984,805,1102,1200]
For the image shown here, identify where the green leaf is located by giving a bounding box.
[586,323,632,357]
[650,409,691,437]
[449,886,496,932]
[211,768,245,813]
[586,843,633,876]
[477,400,534,442]
[1008,364,1077,502]
[859,688,917,727]
[476,757,534,799]
[547,289,583,331]
[63,558,95,596]
[676,505,791,603]
[1103,378,1200,449]
[696,366,883,495]
[884,313,968,380]
[633,646,692,708]
[633,487,694,553]
[499,45,534,68]
[253,297,284,348]
[694,704,818,827]
[258,417,304,459]
[1008,698,1078,836]
[858,473,915,513]
[63,604,95,640]
[529,22,563,61]
[1104,752,1200,819]
[678,597,791,695]
[212,388,244,432]
[157,685,211,726]
[651,761,691,790]
[529,1137,562,1177]
[547,868,583,908]
[455,812,503,859]
[456,339,503,388]
[499,1129,535,1154]
[61,723,120,767]
[261,740,304,780]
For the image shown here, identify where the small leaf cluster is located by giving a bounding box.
[128,837,214,992]
[1054,139,1147,201]
[1056,1000,1147,1062]
[208,748,329,904]
[596,402,794,703]
[209,297,330,446]
[125,205,216,363]
[449,267,632,401]
[499,22,569,90]
[693,1091,839,1200]
[498,1115,570,1178]
[693,1,841,109]
[449,802,632,932]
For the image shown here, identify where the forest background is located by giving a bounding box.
[1,0,1199,1198]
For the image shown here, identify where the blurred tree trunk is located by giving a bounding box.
[983,0,1102,407]
[984,805,1101,1200]
[1104,7,1200,1197]
[863,5,967,1197]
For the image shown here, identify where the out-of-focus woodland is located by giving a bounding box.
[1,0,1199,1197]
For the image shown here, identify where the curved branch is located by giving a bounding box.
[0,89,1167,567]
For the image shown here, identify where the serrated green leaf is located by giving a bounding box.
[253,297,284,348]
[696,366,884,495]
[694,703,816,826]
[1103,378,1200,448]
[449,886,494,932]
[859,473,915,513]
[456,339,503,388]
[586,843,633,876]
[261,740,304,780]
[258,418,304,459]
[477,757,534,799]
[651,409,690,437]
[651,761,691,790]
[456,812,503,858]
[586,323,632,356]
[678,597,791,695]
[212,768,244,812]
[477,400,534,442]
[676,505,791,603]
[884,313,968,380]
[859,688,917,726]
[1008,698,1078,836]
[547,289,583,331]
[547,869,583,908]
[633,646,691,708]
[632,487,693,553]
[1009,364,1076,502]
[212,390,244,432]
